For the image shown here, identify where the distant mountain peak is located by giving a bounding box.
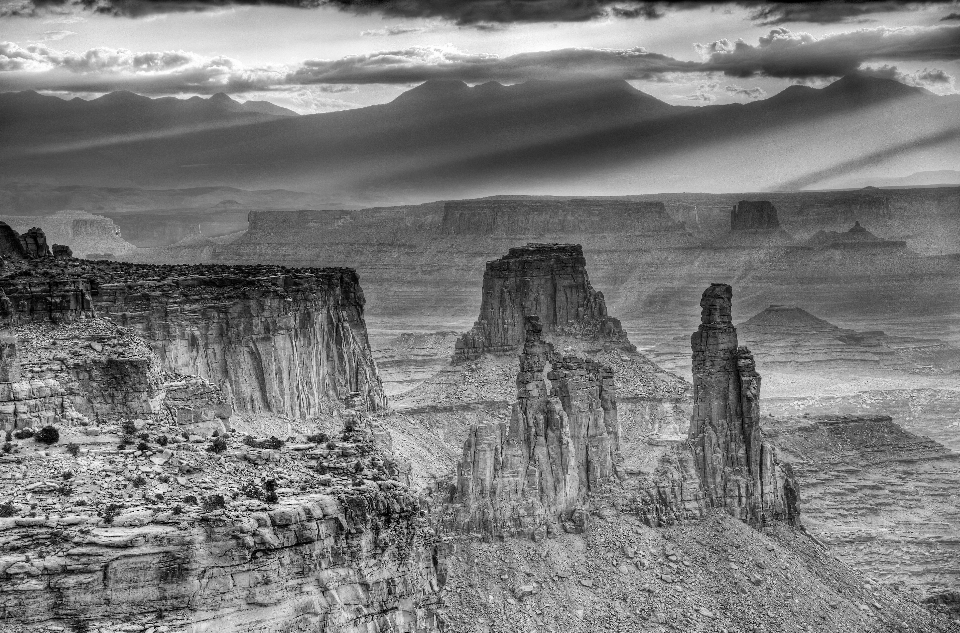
[209,92,237,105]
[823,73,929,99]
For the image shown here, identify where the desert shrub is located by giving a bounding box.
[212,429,219,437]
[326,441,337,450]
[35,425,60,445]
[242,436,283,450]
[4,431,10,442]
[132,474,147,488]
[121,420,137,435]
[240,481,264,500]
[13,428,34,440]
[62,470,74,480]
[137,432,150,442]
[183,495,198,505]
[65,442,80,457]
[100,503,121,525]
[264,478,279,504]
[58,482,73,496]
[0,501,15,517]
[157,435,169,447]
[201,494,226,512]
[207,436,227,453]
[307,432,329,444]
[136,441,149,452]
[1,443,11,454]
[172,504,183,515]
[182,431,190,440]
[118,440,130,450]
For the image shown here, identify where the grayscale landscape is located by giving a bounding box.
[0,1,958,631]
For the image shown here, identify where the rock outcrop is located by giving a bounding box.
[0,222,52,259]
[447,316,620,539]
[807,220,908,249]
[689,283,800,526]
[730,200,781,231]
[95,265,387,419]
[454,244,633,361]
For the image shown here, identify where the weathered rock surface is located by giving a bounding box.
[447,316,620,538]
[731,200,781,232]
[454,244,633,361]
[689,283,800,526]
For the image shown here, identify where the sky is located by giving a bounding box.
[1,1,959,112]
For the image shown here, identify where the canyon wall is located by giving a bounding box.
[454,244,633,361]
[93,264,387,420]
[689,283,800,526]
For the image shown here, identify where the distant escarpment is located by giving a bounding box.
[807,220,908,250]
[689,284,800,526]
[731,200,781,232]
[440,198,688,238]
[454,243,633,361]
[446,316,620,539]
[0,211,135,259]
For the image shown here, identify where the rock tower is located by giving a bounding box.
[731,201,781,232]
[449,315,620,539]
[689,283,800,526]
[454,243,632,361]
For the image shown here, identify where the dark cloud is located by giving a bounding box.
[286,45,701,84]
[4,0,954,26]
[941,11,960,19]
[700,25,960,78]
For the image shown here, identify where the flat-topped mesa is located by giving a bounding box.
[731,201,781,232]
[448,315,620,539]
[440,199,687,236]
[454,243,633,362]
[807,220,908,249]
[689,283,800,526]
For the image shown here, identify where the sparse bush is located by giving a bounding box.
[158,474,170,483]
[121,420,137,435]
[35,425,60,445]
[240,481,264,500]
[182,431,191,440]
[212,429,220,437]
[2,443,11,454]
[201,494,225,512]
[13,428,34,440]
[307,432,329,444]
[183,495,198,505]
[207,436,227,453]
[118,440,129,450]
[172,504,183,515]
[58,482,73,496]
[157,435,169,447]
[132,474,147,488]
[136,441,149,452]
[62,470,74,480]
[0,501,15,517]
[65,442,80,457]
[137,432,149,442]
[241,435,282,450]
[100,503,121,525]
[353,460,364,473]
[264,478,279,504]
[4,431,10,442]
[326,441,337,450]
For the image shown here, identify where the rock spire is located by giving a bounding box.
[689,283,800,526]
[449,315,620,538]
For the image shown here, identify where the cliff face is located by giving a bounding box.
[440,199,687,236]
[0,221,54,260]
[94,265,387,420]
[454,244,633,361]
[448,316,620,539]
[689,283,800,526]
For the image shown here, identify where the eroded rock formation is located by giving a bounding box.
[454,244,632,361]
[689,283,800,526]
[448,315,620,538]
[731,200,781,231]
[0,222,52,259]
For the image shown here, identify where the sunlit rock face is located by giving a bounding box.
[454,243,633,362]
[95,266,388,420]
[448,316,620,539]
[689,283,800,526]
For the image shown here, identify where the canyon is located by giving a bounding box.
[0,210,955,631]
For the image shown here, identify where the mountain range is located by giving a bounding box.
[1,74,958,204]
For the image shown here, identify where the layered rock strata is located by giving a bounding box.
[454,243,632,361]
[95,265,387,418]
[689,283,800,526]
[447,316,620,538]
